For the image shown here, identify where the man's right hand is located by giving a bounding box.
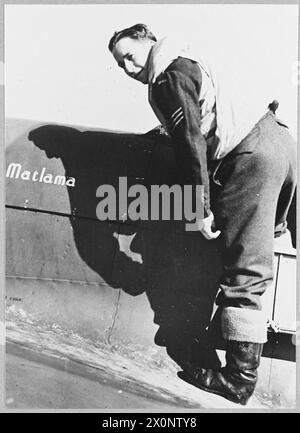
[196,212,221,240]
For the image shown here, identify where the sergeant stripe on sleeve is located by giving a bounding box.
[172,114,184,129]
[168,106,185,132]
[171,107,182,120]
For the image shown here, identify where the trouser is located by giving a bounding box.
[210,111,296,343]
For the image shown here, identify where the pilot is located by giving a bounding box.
[108,23,296,405]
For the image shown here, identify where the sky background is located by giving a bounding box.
[5,4,299,139]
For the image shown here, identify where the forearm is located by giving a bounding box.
[172,129,210,216]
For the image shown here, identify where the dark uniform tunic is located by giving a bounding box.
[150,57,213,218]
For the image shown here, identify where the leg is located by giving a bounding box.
[179,113,296,404]
[215,114,296,334]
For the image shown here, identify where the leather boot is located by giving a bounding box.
[178,341,263,405]
[166,336,222,371]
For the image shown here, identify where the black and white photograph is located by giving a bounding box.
[3,2,299,412]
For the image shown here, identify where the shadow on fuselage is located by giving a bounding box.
[28,124,224,369]
[28,124,296,365]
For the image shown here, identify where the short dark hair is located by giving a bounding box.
[108,23,157,52]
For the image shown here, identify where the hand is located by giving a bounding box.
[196,212,221,240]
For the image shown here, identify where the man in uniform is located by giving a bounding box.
[108,23,296,405]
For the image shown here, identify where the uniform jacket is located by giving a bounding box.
[149,57,215,216]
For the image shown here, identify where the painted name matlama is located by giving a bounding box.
[6,163,76,187]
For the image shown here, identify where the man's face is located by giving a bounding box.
[112,36,154,84]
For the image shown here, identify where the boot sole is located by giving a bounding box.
[177,371,249,406]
